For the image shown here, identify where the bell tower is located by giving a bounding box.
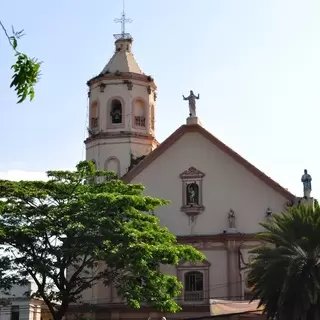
[85,10,158,177]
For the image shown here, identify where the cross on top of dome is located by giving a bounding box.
[113,0,132,40]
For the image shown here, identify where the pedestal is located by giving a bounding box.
[227,227,237,234]
[186,116,202,126]
[299,197,315,210]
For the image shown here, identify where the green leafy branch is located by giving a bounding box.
[0,21,42,103]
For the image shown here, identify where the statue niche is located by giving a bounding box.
[110,99,122,124]
[186,182,199,206]
[180,167,205,218]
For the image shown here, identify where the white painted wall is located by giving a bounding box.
[132,131,288,236]
[0,282,41,320]
[128,130,289,301]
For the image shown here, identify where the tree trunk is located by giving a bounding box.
[53,300,69,320]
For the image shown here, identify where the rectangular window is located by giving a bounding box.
[11,305,19,320]
[184,271,204,301]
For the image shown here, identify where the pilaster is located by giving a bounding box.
[227,240,241,299]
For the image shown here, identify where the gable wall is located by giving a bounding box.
[131,131,289,236]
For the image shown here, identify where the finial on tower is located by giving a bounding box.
[113,0,132,40]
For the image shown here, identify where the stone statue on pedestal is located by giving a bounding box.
[301,169,312,198]
[183,90,200,117]
[228,209,236,229]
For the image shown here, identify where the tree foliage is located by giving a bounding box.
[0,161,204,320]
[0,256,27,294]
[0,21,41,103]
[247,204,320,320]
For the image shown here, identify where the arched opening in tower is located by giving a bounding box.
[110,99,122,124]
[134,99,146,127]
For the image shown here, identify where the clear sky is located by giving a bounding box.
[1,0,320,198]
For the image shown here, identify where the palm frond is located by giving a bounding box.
[248,205,320,320]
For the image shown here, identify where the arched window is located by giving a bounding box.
[133,99,146,127]
[104,157,120,179]
[184,271,204,301]
[110,99,122,124]
[90,101,98,128]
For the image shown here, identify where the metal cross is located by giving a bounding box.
[114,0,132,37]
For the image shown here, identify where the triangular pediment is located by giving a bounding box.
[180,167,205,179]
[123,124,294,201]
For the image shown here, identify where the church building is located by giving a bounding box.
[81,14,313,320]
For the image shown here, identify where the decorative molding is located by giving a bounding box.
[189,241,226,250]
[99,83,106,92]
[87,72,157,91]
[180,167,205,221]
[239,242,262,271]
[180,167,205,179]
[84,132,156,144]
[150,104,155,132]
[177,234,261,245]
[239,241,263,249]
[177,261,210,304]
[178,259,211,268]
[123,80,133,90]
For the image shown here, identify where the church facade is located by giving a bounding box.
[80,25,312,320]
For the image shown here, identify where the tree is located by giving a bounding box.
[247,205,320,320]
[0,161,204,320]
[0,21,41,103]
[0,256,27,293]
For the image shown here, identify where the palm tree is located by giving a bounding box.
[247,204,320,320]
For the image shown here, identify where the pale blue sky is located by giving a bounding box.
[1,0,320,198]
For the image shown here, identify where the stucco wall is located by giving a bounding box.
[86,136,154,176]
[89,80,155,135]
[131,131,288,236]
[0,300,42,320]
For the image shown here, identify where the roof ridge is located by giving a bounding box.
[123,124,295,201]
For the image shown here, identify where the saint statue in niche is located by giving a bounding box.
[186,182,199,205]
